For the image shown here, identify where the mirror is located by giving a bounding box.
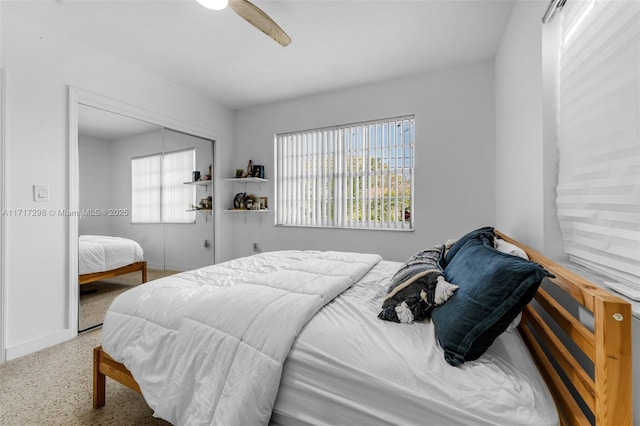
[77,104,214,332]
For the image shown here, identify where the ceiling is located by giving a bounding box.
[7,0,515,111]
[78,104,160,140]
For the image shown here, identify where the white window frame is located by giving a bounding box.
[275,115,415,230]
[131,148,196,224]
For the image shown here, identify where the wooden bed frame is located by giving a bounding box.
[92,233,633,425]
[79,261,147,286]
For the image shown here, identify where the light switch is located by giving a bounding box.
[34,185,49,202]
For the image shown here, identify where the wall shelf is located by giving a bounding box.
[224,177,268,184]
[184,180,213,223]
[184,180,212,186]
[225,209,269,213]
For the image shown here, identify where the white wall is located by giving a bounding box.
[79,135,112,236]
[494,0,564,257]
[230,61,496,262]
[0,7,233,360]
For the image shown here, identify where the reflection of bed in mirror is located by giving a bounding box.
[78,235,147,285]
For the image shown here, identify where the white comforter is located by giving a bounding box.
[101,250,381,426]
[79,235,144,275]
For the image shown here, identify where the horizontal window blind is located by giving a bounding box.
[275,116,415,230]
[556,0,640,287]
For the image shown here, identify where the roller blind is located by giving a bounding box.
[556,0,640,287]
[275,116,415,230]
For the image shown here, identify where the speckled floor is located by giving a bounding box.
[0,329,169,425]
[1,267,183,426]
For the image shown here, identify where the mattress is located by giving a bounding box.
[271,260,558,426]
[78,235,144,275]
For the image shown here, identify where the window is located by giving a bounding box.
[556,0,640,287]
[275,115,415,230]
[131,148,196,223]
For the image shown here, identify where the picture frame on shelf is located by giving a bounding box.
[259,197,268,210]
[253,165,265,179]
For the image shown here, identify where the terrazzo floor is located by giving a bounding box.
[0,329,168,425]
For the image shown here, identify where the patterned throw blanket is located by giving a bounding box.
[378,244,458,323]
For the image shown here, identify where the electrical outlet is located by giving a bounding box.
[252,242,260,253]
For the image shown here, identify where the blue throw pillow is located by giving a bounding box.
[432,234,553,366]
[443,226,495,266]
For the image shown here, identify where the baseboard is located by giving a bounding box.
[162,263,193,272]
[5,328,75,361]
[146,262,164,270]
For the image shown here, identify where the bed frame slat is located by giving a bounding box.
[519,315,592,426]
[533,288,595,361]
[523,303,595,411]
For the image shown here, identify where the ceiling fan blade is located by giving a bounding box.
[228,0,291,47]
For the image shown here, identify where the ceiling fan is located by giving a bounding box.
[196,0,291,47]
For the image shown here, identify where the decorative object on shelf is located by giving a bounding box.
[245,194,257,210]
[235,168,244,178]
[234,192,246,209]
[259,197,268,210]
[198,196,213,210]
[192,171,201,182]
[253,165,265,179]
[247,159,253,177]
[205,164,212,181]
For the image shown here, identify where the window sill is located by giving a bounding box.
[556,259,640,320]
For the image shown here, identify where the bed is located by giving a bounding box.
[79,235,147,285]
[92,229,633,425]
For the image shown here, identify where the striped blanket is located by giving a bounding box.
[378,245,458,323]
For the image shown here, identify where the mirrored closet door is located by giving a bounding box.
[77,104,214,332]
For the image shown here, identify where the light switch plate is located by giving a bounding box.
[33,185,49,202]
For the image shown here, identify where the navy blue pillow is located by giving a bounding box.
[432,235,553,367]
[443,226,495,266]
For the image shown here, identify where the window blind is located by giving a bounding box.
[131,148,196,224]
[131,153,162,223]
[556,0,640,287]
[162,149,196,223]
[275,116,415,230]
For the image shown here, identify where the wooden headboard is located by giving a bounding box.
[497,231,633,426]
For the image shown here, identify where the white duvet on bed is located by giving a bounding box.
[102,250,381,426]
[79,235,144,275]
